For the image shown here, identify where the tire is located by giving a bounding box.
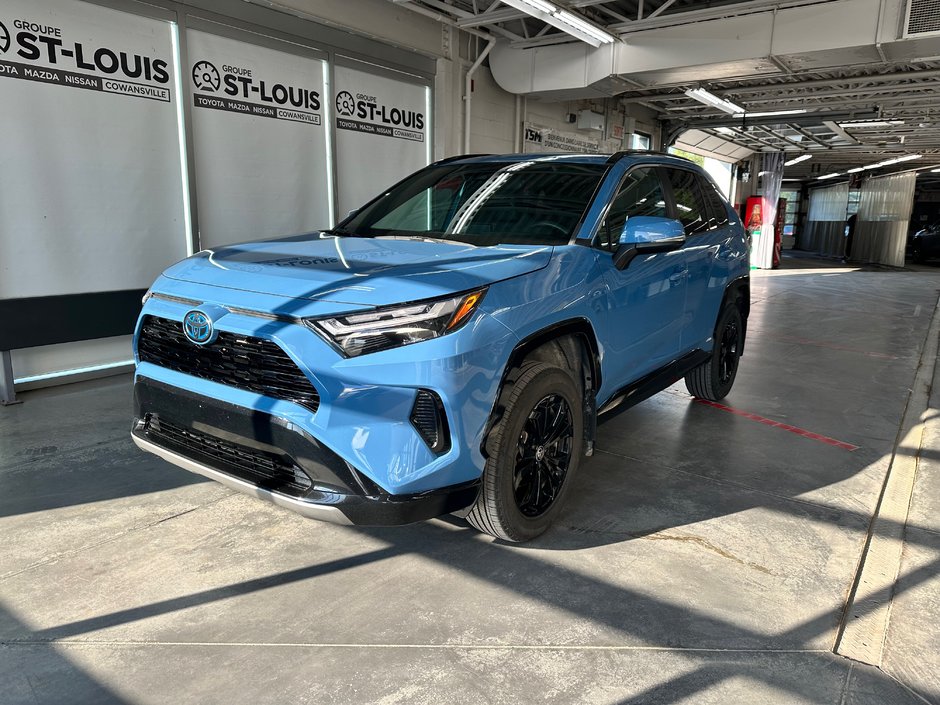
[467,362,583,542]
[684,302,744,402]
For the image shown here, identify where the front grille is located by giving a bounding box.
[138,315,320,413]
[147,417,313,496]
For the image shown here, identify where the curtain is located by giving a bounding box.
[803,182,849,257]
[753,152,785,269]
[853,172,916,267]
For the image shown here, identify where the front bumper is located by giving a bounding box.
[133,378,480,525]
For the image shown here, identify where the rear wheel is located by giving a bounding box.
[684,303,743,402]
[467,362,583,542]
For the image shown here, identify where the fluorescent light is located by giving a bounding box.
[817,173,843,180]
[515,0,555,12]
[847,167,865,173]
[838,120,905,129]
[784,154,812,166]
[499,0,617,46]
[684,88,745,115]
[865,154,921,170]
[715,127,736,136]
[734,109,808,118]
[932,168,940,173]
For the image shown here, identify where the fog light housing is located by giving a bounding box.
[410,390,450,454]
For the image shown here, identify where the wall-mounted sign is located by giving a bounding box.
[523,122,605,153]
[189,52,322,126]
[0,12,172,102]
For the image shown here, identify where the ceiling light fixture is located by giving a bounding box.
[684,87,745,115]
[932,168,940,173]
[838,120,905,129]
[499,0,617,46]
[715,126,736,136]
[734,109,808,118]
[817,173,843,180]
[847,167,865,173]
[784,154,812,166]
[865,154,922,169]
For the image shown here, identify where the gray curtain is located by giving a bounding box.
[803,182,849,257]
[853,172,916,267]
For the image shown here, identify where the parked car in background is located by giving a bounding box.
[132,152,749,541]
[911,221,940,263]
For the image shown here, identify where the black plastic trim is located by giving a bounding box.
[597,349,711,421]
[410,389,451,454]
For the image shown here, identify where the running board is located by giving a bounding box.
[598,349,710,420]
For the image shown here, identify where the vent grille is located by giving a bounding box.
[410,390,450,454]
[137,315,320,413]
[147,417,313,497]
[908,0,940,35]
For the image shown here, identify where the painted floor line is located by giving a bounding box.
[695,399,860,451]
[0,640,832,653]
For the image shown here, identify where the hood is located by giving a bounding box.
[162,234,552,306]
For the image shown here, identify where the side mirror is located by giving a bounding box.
[613,216,686,270]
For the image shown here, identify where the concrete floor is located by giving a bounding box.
[2,257,940,704]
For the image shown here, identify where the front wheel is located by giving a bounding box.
[684,302,744,402]
[467,362,583,542]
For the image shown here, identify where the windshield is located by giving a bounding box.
[334,161,607,246]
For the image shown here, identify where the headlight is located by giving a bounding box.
[306,288,487,357]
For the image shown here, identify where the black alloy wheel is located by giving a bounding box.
[717,317,740,387]
[513,393,574,518]
[467,361,584,542]
[684,302,744,402]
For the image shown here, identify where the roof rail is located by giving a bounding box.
[605,149,673,164]
[430,154,493,165]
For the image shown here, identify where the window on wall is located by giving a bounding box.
[847,189,861,216]
[781,190,801,237]
[630,132,652,151]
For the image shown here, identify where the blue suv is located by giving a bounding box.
[133,152,749,541]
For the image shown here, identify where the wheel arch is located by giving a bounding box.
[482,318,602,460]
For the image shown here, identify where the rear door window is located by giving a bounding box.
[663,168,710,236]
[699,178,730,229]
[598,168,668,250]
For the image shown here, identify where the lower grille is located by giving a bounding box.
[146,416,313,497]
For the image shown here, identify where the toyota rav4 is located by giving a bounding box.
[133,152,749,541]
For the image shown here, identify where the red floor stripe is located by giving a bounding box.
[695,399,859,451]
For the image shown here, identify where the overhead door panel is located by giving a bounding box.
[333,61,430,216]
[187,28,332,249]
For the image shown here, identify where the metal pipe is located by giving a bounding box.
[464,36,496,153]
[0,350,20,406]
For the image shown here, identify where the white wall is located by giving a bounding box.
[466,67,663,155]
[246,0,446,58]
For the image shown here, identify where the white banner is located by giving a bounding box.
[333,64,430,216]
[0,0,187,299]
[187,30,331,248]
